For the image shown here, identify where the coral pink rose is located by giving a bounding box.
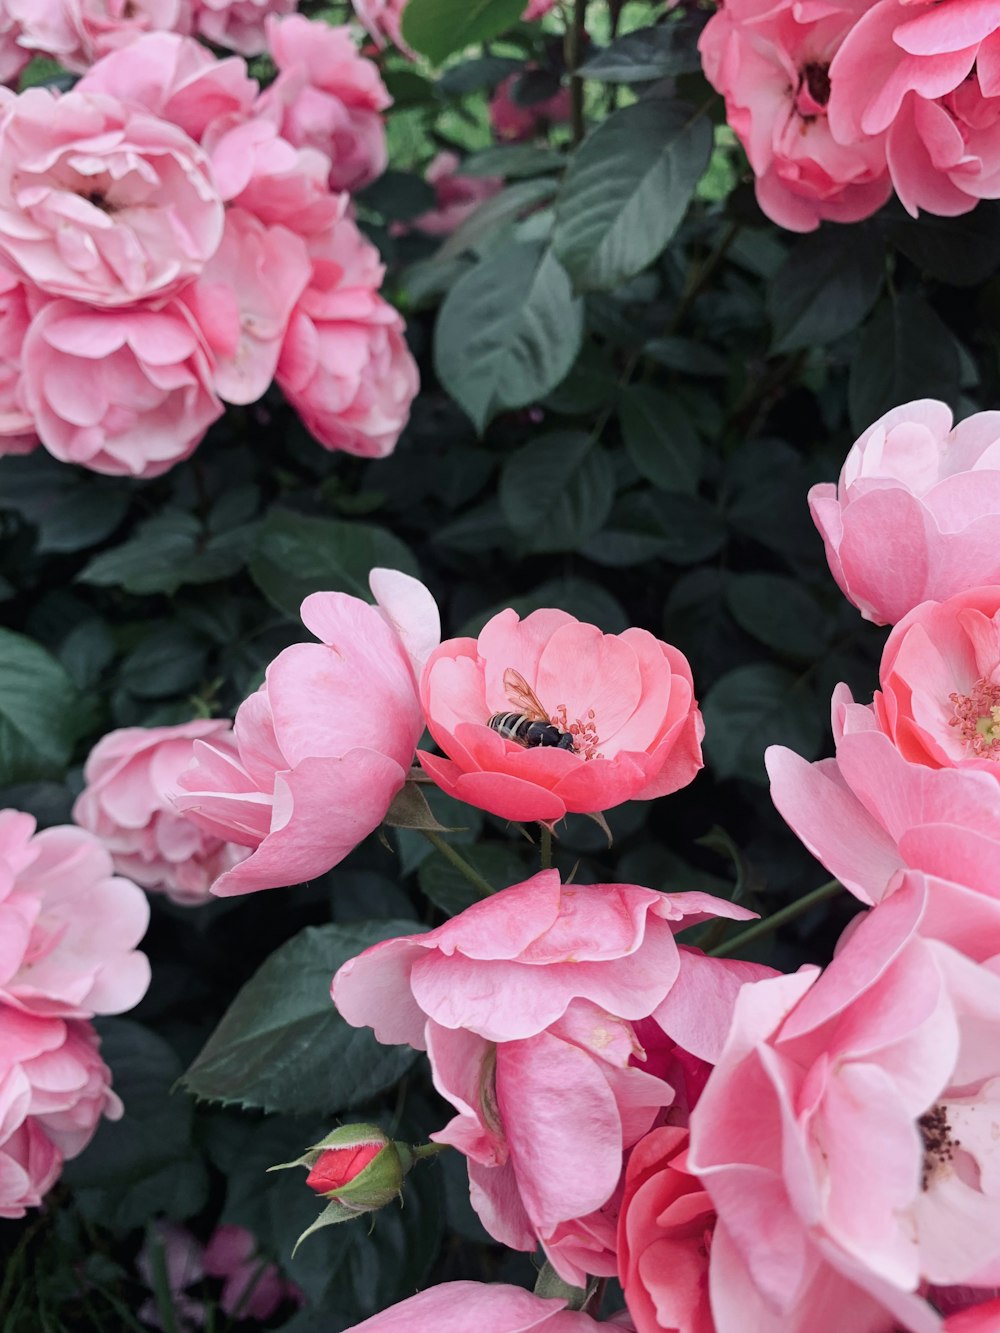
[77,32,258,142]
[22,299,223,478]
[0,1009,120,1218]
[617,1126,713,1333]
[258,15,390,194]
[334,869,758,1279]
[0,265,37,458]
[182,207,311,406]
[73,721,248,906]
[490,73,572,143]
[0,88,222,306]
[810,400,1000,625]
[8,0,193,73]
[690,875,1000,1332]
[192,0,294,55]
[417,608,704,824]
[0,809,149,1019]
[698,0,891,231]
[175,570,439,897]
[410,151,502,237]
[276,209,419,459]
[345,1283,626,1331]
[946,1297,1000,1331]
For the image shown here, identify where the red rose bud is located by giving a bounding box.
[306,1142,385,1196]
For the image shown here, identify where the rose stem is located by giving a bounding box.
[418,829,496,899]
[708,879,843,957]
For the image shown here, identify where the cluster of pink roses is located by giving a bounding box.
[700,0,1000,230]
[0,14,418,477]
[0,810,149,1216]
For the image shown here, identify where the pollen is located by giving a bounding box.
[919,1104,961,1191]
[950,678,1000,757]
[550,704,602,760]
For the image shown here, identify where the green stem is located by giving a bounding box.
[419,829,495,899]
[708,880,842,957]
[539,823,553,870]
[565,0,588,146]
[412,1141,450,1161]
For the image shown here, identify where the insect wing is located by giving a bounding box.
[502,668,549,723]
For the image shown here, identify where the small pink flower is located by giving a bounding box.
[418,608,704,824]
[490,73,571,143]
[258,15,390,194]
[203,1224,288,1322]
[0,265,38,459]
[192,0,294,56]
[343,1282,626,1331]
[0,88,223,307]
[9,0,193,74]
[175,569,439,896]
[0,809,150,1019]
[0,1009,121,1218]
[22,299,223,478]
[73,722,248,906]
[810,400,1000,625]
[409,152,502,237]
[333,869,759,1278]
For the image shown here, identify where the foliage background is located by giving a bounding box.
[4,0,1000,1325]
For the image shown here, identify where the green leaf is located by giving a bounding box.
[643,336,728,377]
[499,431,615,552]
[182,921,423,1115]
[848,291,961,435]
[703,664,823,784]
[419,843,529,916]
[724,573,829,661]
[584,492,725,567]
[437,178,557,261]
[0,452,130,553]
[356,170,436,222]
[884,201,1000,287]
[619,385,701,493]
[401,0,524,64]
[383,781,461,832]
[768,227,884,353]
[553,100,712,291]
[120,625,208,700]
[435,242,583,431]
[79,511,253,594]
[248,508,418,619]
[461,145,565,179]
[0,629,80,783]
[456,576,628,638]
[579,21,704,82]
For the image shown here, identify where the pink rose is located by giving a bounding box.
[689,875,1000,1332]
[0,809,149,1019]
[698,0,891,231]
[333,870,758,1278]
[0,88,223,306]
[490,73,572,143]
[946,1298,1000,1331]
[203,1224,290,1321]
[0,1009,120,1218]
[0,8,29,86]
[182,207,311,406]
[73,722,249,906]
[77,32,258,142]
[22,299,223,478]
[257,15,390,194]
[810,400,1000,625]
[344,1282,623,1331]
[409,151,502,237]
[9,0,193,73]
[276,210,419,459]
[192,0,294,56]
[417,608,704,824]
[175,569,439,897]
[0,265,38,458]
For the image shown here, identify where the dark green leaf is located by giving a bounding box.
[402,0,524,64]
[248,508,418,618]
[120,626,208,700]
[499,431,615,551]
[553,100,712,291]
[703,664,823,784]
[584,492,725,567]
[436,54,521,96]
[461,145,565,179]
[724,573,829,661]
[884,201,1000,287]
[643,336,728,376]
[78,512,253,594]
[579,21,704,82]
[619,385,701,493]
[435,242,583,431]
[0,629,80,783]
[419,843,528,916]
[437,178,557,261]
[0,452,129,553]
[848,291,961,434]
[182,921,423,1115]
[769,227,884,353]
[357,170,436,222]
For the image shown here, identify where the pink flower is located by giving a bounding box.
[9,0,193,74]
[0,809,149,1019]
[0,88,223,306]
[257,15,390,194]
[192,0,294,56]
[698,0,891,231]
[617,1126,714,1333]
[0,8,30,87]
[333,870,758,1278]
[689,875,1000,1332]
[0,265,38,458]
[409,151,502,237]
[276,208,419,459]
[203,1224,289,1321]
[810,400,1000,625]
[182,207,311,406]
[22,299,223,478]
[417,608,704,824]
[344,1282,625,1331]
[175,569,439,897]
[0,1009,120,1218]
[77,32,258,142]
[490,73,572,143]
[946,1297,1000,1331]
[72,722,248,906]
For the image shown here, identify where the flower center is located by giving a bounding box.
[919,1104,960,1190]
[549,704,602,760]
[949,678,1000,757]
[794,61,832,120]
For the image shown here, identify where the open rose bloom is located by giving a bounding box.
[344,1282,629,1331]
[418,609,704,823]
